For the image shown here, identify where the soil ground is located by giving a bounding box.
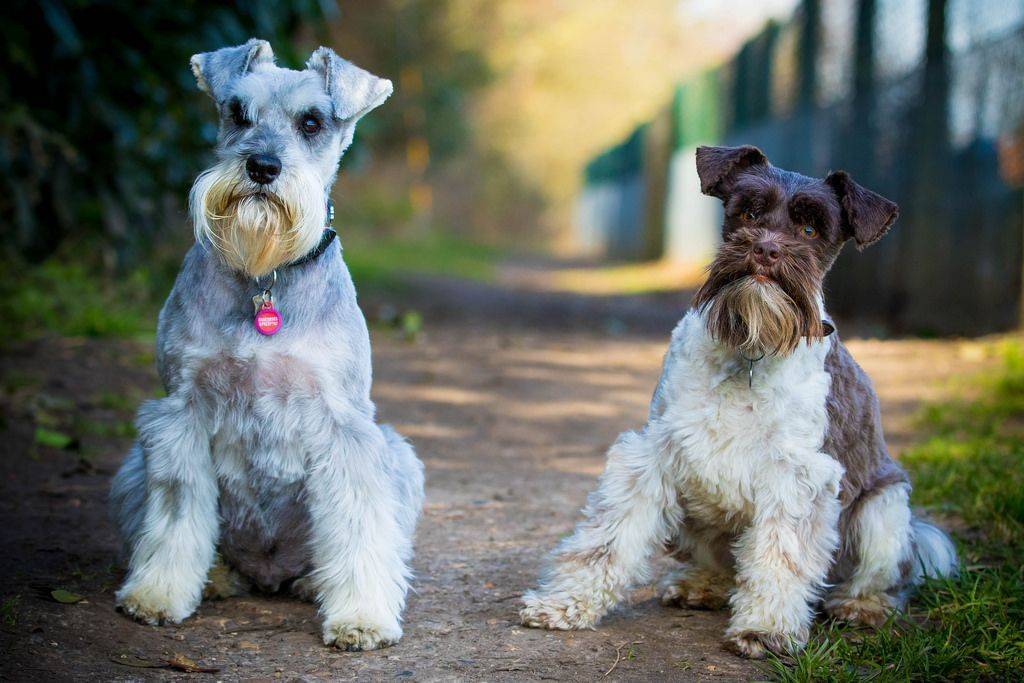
[0,280,997,682]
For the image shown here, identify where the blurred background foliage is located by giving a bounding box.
[0,0,333,266]
[1,1,1021,341]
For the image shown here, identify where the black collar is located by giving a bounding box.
[286,199,336,268]
[287,227,337,268]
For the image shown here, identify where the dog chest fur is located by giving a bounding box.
[655,311,842,530]
[157,249,370,592]
[188,348,318,589]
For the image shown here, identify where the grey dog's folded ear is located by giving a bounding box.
[306,47,393,122]
[695,145,768,200]
[191,38,274,103]
[825,170,899,249]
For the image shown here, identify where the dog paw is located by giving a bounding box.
[290,576,318,602]
[724,630,805,660]
[323,621,401,651]
[660,575,731,610]
[202,560,250,601]
[826,595,893,628]
[115,588,192,626]
[519,591,600,630]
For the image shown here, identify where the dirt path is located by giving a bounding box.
[0,313,996,681]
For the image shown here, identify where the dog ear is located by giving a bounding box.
[825,170,899,249]
[695,145,768,199]
[306,47,393,122]
[190,38,274,103]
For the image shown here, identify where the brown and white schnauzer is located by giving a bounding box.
[520,145,957,658]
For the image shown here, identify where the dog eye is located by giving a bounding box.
[802,225,818,238]
[229,100,251,128]
[742,210,758,222]
[300,115,322,136]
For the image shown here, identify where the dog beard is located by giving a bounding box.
[189,161,326,277]
[701,276,820,356]
[693,229,825,356]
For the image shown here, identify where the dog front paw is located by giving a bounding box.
[724,629,806,659]
[519,591,601,630]
[202,558,250,601]
[290,575,318,602]
[323,620,402,651]
[115,585,195,626]
[826,594,894,628]
[660,572,732,610]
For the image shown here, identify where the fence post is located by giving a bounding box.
[797,0,821,108]
[896,0,952,334]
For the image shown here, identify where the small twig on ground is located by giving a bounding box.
[603,642,624,678]
[603,639,643,677]
[223,620,294,634]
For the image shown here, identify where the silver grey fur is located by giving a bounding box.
[109,39,424,652]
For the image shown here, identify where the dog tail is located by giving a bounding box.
[909,516,958,584]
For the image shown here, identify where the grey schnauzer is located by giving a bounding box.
[110,39,424,651]
[521,146,957,658]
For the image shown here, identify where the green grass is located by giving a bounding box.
[343,230,499,290]
[0,260,163,341]
[767,340,1024,682]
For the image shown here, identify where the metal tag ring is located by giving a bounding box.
[254,269,278,292]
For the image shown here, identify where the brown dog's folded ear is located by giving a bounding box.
[695,145,768,199]
[825,171,899,249]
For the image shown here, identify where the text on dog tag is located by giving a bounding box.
[254,299,282,336]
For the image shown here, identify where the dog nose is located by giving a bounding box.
[246,154,281,185]
[752,239,781,266]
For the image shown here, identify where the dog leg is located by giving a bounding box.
[114,397,218,625]
[725,459,842,659]
[660,532,734,610]
[521,430,679,630]
[826,483,914,627]
[305,415,419,651]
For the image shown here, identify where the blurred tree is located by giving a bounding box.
[796,0,821,107]
[327,0,494,232]
[328,0,492,162]
[0,0,333,267]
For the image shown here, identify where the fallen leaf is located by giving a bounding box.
[110,654,162,669]
[401,310,423,340]
[164,653,219,674]
[50,589,84,604]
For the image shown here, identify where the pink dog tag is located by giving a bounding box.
[254,300,282,335]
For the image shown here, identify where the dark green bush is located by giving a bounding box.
[0,0,332,266]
